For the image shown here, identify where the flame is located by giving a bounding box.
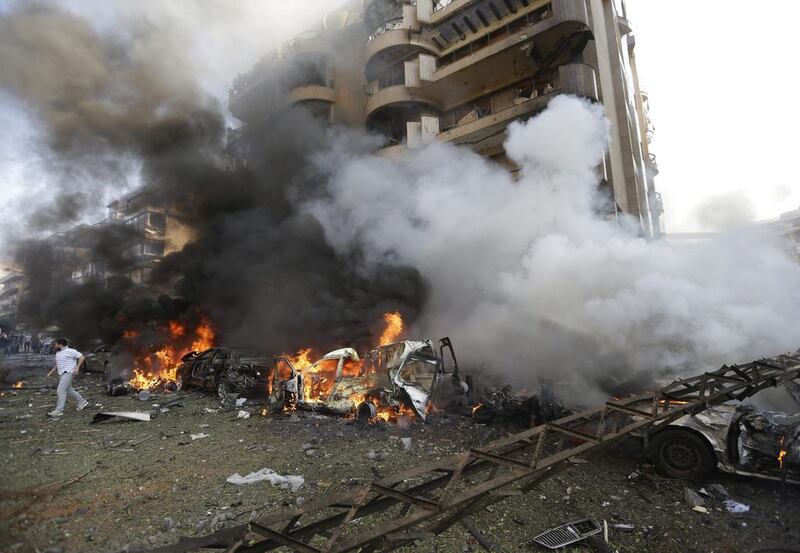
[274,311,409,418]
[12,380,24,389]
[379,311,403,345]
[122,330,138,339]
[472,403,483,415]
[778,436,788,469]
[168,321,185,339]
[127,319,216,391]
[191,319,215,352]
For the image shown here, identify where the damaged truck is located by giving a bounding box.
[268,338,470,420]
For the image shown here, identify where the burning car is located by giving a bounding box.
[176,347,270,406]
[648,403,799,482]
[268,337,470,420]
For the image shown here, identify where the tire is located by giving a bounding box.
[649,428,716,482]
[356,401,378,422]
[472,404,495,425]
[217,379,237,409]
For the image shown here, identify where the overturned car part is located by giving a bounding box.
[532,519,602,550]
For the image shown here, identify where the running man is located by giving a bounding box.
[47,339,89,417]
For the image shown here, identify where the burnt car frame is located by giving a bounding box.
[648,403,799,483]
[177,347,270,405]
[83,344,112,375]
[268,337,470,420]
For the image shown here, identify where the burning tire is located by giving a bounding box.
[649,428,716,482]
[356,401,378,422]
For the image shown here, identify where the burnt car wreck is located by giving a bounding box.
[176,347,270,406]
[650,403,800,483]
[268,337,471,420]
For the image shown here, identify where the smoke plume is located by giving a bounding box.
[1,1,423,352]
[309,96,800,401]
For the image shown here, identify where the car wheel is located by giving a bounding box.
[472,404,495,424]
[217,379,237,409]
[356,401,378,422]
[650,428,716,482]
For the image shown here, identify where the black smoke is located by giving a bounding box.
[3,3,425,353]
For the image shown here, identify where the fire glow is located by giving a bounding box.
[128,318,215,391]
[778,436,788,469]
[12,380,24,389]
[280,311,407,421]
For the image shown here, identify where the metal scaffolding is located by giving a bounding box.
[145,352,800,553]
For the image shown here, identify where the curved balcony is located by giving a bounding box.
[286,30,329,57]
[364,0,413,33]
[365,85,442,121]
[366,29,439,82]
[558,62,598,101]
[426,0,591,109]
[287,85,336,105]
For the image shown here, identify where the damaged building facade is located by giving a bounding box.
[228,0,663,238]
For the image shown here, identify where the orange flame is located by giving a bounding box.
[168,321,185,339]
[778,436,788,469]
[12,380,24,389]
[128,319,215,391]
[191,319,215,352]
[379,311,403,345]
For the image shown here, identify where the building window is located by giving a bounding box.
[147,212,166,231]
[144,240,165,256]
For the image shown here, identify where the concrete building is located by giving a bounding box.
[228,0,662,237]
[0,269,24,326]
[105,192,195,284]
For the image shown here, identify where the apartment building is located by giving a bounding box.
[229,0,661,237]
[105,192,195,284]
[0,269,24,325]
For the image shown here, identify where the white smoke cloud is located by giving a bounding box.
[308,96,800,400]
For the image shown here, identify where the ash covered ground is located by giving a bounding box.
[1,354,799,553]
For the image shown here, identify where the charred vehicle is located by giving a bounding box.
[649,403,799,482]
[83,344,112,375]
[268,338,470,420]
[176,347,270,406]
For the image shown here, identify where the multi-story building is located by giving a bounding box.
[105,192,195,284]
[0,269,24,326]
[229,0,661,236]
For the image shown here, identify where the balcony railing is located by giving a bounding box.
[439,76,559,132]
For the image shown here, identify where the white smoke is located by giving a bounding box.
[308,96,800,400]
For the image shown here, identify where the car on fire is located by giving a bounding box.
[268,338,470,420]
[176,347,270,406]
[648,403,799,483]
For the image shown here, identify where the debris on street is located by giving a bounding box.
[225,468,305,491]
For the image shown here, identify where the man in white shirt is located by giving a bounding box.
[47,339,89,417]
